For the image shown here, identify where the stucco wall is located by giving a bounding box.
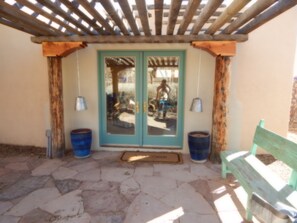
[0,6,296,152]
[228,6,297,151]
[0,25,49,147]
[62,45,215,152]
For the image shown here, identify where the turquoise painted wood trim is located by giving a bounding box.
[98,51,142,145]
[98,50,185,148]
[220,158,231,178]
[289,170,297,189]
[246,194,253,221]
[142,51,185,148]
[251,119,265,155]
[221,160,227,178]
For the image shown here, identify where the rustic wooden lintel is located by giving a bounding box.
[191,41,236,57]
[42,42,87,57]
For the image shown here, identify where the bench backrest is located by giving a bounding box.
[251,120,297,189]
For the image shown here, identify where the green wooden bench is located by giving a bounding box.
[220,120,297,221]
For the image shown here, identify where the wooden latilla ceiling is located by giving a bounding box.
[0,0,296,44]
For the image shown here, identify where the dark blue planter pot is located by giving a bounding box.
[188,131,210,163]
[70,128,92,158]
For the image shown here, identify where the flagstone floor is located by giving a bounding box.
[0,151,257,223]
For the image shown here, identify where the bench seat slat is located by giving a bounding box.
[221,150,297,209]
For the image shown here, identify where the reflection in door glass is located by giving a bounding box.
[146,56,179,136]
[104,56,136,135]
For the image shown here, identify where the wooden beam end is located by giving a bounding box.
[191,41,236,57]
[42,42,87,57]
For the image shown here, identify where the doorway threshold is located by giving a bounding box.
[99,145,182,152]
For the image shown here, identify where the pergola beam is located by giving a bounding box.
[31,34,248,44]
[36,0,95,35]
[206,0,250,35]
[191,41,236,57]
[135,0,151,36]
[0,1,58,36]
[167,0,183,35]
[154,0,164,35]
[100,0,130,35]
[16,0,82,35]
[59,0,105,35]
[237,0,297,34]
[76,0,116,35]
[191,0,224,35]
[177,0,202,35]
[222,0,276,34]
[118,0,141,36]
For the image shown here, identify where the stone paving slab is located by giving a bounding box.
[6,187,61,216]
[0,151,256,223]
[73,168,101,182]
[18,208,57,223]
[5,162,29,171]
[135,176,177,199]
[82,189,129,214]
[31,159,65,176]
[52,167,78,180]
[40,190,84,218]
[0,201,13,215]
[123,193,176,223]
[55,179,81,194]
[0,215,20,223]
[0,176,49,201]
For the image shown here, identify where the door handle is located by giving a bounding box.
[143,101,147,113]
[135,102,139,113]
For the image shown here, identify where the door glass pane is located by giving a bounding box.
[146,56,179,136]
[104,56,136,135]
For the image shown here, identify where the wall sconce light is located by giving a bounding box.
[75,96,87,111]
[75,50,87,111]
[190,97,203,112]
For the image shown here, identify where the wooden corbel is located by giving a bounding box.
[191,41,236,57]
[42,42,87,57]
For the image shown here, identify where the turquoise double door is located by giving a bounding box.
[98,51,185,148]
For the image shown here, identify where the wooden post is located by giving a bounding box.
[110,66,128,102]
[42,42,86,158]
[209,56,231,163]
[48,57,65,157]
[110,67,120,98]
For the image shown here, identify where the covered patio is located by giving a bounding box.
[1,1,297,222]
[1,0,296,159]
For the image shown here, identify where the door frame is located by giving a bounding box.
[98,50,185,148]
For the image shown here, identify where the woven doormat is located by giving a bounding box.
[121,151,183,164]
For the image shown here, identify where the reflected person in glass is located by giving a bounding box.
[156,79,171,119]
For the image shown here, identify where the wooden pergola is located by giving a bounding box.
[1,0,296,162]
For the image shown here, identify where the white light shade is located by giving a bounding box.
[75,96,87,111]
[190,97,202,112]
